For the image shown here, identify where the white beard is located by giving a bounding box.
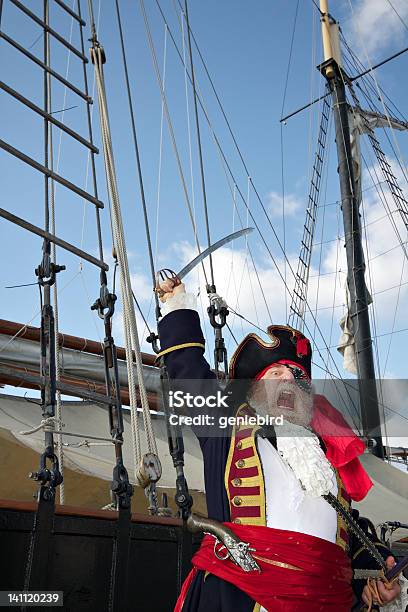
[248,379,314,428]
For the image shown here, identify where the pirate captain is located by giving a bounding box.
[156,276,404,612]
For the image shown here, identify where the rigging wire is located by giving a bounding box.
[154,0,361,420]
[0,270,82,359]
[78,0,105,264]
[311,361,408,426]
[360,149,408,262]
[139,0,208,286]
[226,322,238,346]
[280,0,300,320]
[183,0,214,288]
[151,0,275,345]
[359,185,390,453]
[324,209,341,386]
[47,0,77,505]
[180,16,196,234]
[340,32,408,125]
[359,149,408,379]
[385,0,408,32]
[346,0,408,189]
[382,256,406,377]
[214,148,273,328]
[154,0,290,297]
[154,24,167,274]
[180,14,210,352]
[115,0,160,318]
[310,0,324,16]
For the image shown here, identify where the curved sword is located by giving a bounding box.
[177,227,253,280]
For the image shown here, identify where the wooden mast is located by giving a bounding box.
[318,0,384,458]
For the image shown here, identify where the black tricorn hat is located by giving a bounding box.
[229,324,312,380]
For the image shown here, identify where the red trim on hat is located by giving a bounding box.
[255,360,310,381]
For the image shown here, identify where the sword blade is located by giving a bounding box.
[177,227,253,280]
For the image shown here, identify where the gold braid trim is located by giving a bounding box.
[155,342,205,359]
[224,404,266,528]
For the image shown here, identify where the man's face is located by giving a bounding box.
[248,363,313,427]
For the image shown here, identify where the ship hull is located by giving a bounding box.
[0,500,200,612]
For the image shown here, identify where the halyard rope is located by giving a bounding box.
[91,46,158,479]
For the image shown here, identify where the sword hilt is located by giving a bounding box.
[154,269,181,298]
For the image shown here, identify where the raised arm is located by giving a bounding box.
[156,279,225,444]
[157,280,216,382]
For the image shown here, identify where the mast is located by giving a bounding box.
[318,0,384,458]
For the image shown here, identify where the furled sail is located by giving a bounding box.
[338,110,408,374]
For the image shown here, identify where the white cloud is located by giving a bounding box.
[266,191,303,217]
[347,0,408,57]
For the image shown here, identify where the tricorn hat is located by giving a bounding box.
[229,324,312,380]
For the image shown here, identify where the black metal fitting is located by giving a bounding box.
[91,279,117,322]
[146,331,161,354]
[175,474,193,521]
[207,303,229,330]
[111,461,133,510]
[29,447,63,496]
[207,301,229,375]
[35,242,66,287]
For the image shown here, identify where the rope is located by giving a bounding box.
[19,417,123,444]
[90,45,158,481]
[20,417,60,436]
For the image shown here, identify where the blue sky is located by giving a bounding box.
[1,0,408,438]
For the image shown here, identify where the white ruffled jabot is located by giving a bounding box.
[276,422,335,505]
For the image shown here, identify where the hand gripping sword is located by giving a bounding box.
[154,227,253,297]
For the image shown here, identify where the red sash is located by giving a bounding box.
[175,523,353,611]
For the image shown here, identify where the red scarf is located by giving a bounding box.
[311,394,372,501]
[175,523,353,611]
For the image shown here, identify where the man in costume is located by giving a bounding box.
[157,278,403,611]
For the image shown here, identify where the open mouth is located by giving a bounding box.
[277,390,295,411]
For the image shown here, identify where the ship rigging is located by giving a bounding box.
[0,0,407,609]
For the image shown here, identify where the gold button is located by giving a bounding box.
[233,496,242,506]
[237,459,245,468]
[236,440,243,450]
[233,518,241,524]
[232,478,242,487]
